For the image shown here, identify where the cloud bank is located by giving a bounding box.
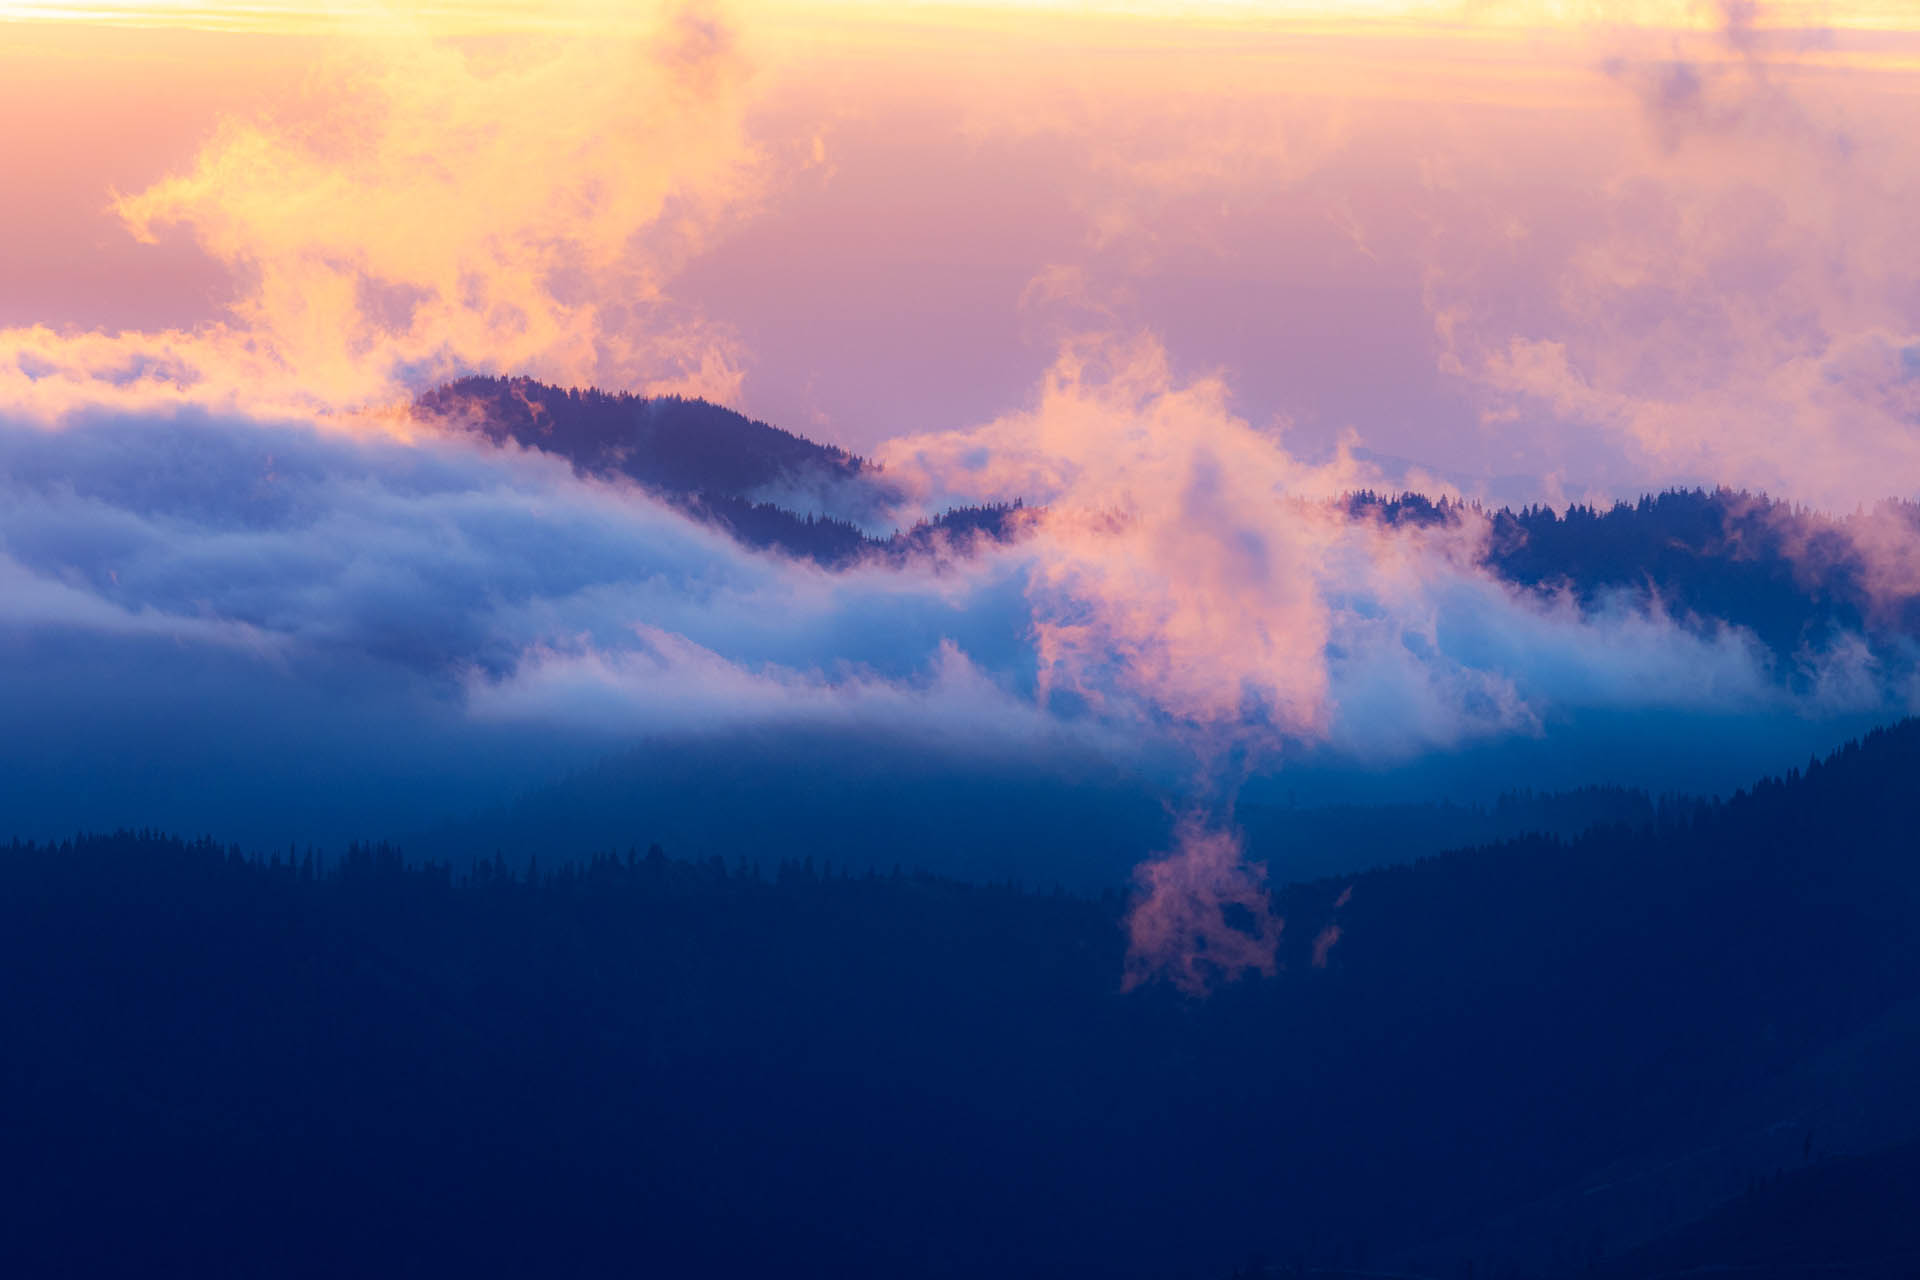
[6,332,1905,988]
[8,0,1920,992]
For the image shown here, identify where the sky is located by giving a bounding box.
[6,0,1919,501]
[5,0,1920,985]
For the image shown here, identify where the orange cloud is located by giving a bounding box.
[879,333,1505,748]
[1123,818,1282,997]
[879,333,1494,992]
[4,2,765,425]
[1310,922,1342,968]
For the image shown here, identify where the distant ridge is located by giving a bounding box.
[1351,485,1920,664]
[419,378,1920,670]
[416,375,869,496]
[414,375,1023,565]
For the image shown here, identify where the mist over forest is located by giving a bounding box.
[11,1,1920,1275]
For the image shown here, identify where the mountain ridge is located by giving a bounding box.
[10,720,1920,1277]
[418,377,1920,671]
[414,375,1024,565]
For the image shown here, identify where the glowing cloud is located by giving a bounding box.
[4,1,764,422]
[1122,819,1282,996]
[7,0,1920,997]
[875,336,1426,990]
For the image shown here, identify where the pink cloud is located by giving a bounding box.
[1311,924,1343,970]
[1123,818,1282,998]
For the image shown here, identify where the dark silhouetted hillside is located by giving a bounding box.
[9,722,1920,1277]
[1596,1136,1920,1279]
[417,375,868,496]
[1351,485,1920,666]
[415,376,1023,565]
[416,383,1920,658]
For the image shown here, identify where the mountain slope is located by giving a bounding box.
[1596,1136,1920,1279]
[1353,486,1920,665]
[8,722,1920,1276]
[416,375,871,498]
[420,379,1918,668]
[414,375,1021,564]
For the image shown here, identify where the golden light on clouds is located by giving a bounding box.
[8,0,1920,33]
[7,0,1920,506]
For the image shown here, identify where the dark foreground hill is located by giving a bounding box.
[8,722,1920,1277]
[1591,1134,1920,1279]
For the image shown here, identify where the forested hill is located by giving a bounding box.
[1352,486,1920,661]
[1596,1134,1920,1279]
[9,720,1920,1278]
[414,376,1022,565]
[417,375,868,496]
[420,379,1917,659]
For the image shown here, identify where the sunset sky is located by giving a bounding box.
[14,7,1920,1254]
[8,0,1919,504]
[5,0,1919,860]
